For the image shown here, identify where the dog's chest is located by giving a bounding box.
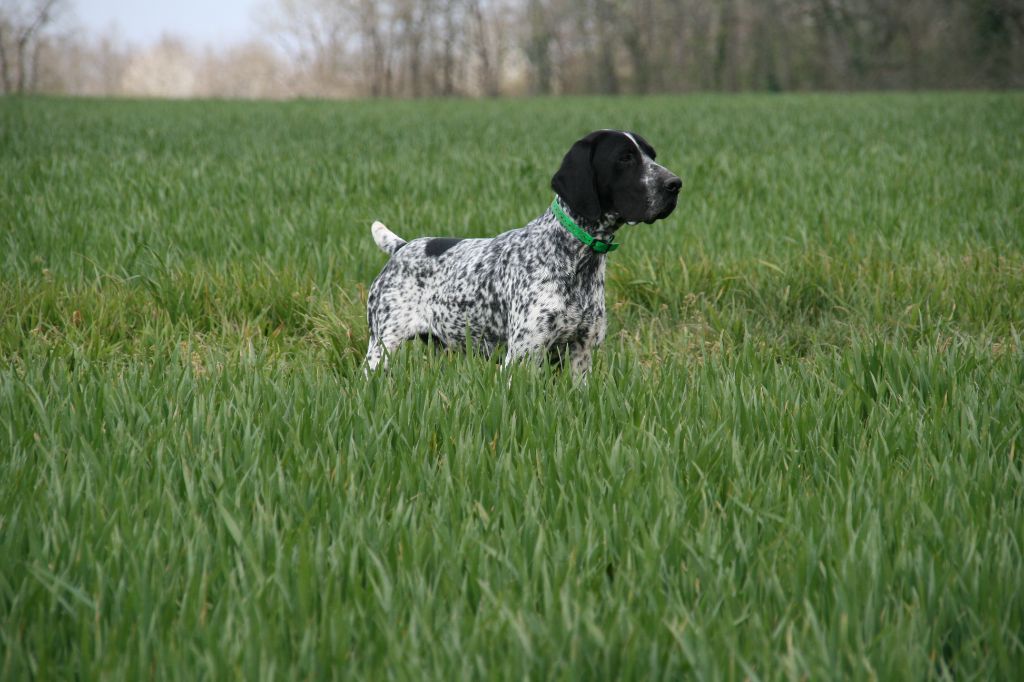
[523,266,606,343]
[548,300,603,343]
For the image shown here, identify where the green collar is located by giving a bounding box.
[551,198,619,254]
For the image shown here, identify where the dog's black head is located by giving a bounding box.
[551,130,681,226]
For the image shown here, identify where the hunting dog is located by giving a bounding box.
[365,130,681,378]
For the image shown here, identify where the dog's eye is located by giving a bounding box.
[618,152,636,165]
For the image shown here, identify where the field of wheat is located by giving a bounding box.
[2,94,1023,679]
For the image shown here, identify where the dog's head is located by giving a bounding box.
[551,130,681,226]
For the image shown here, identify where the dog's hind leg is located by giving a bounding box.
[365,323,435,374]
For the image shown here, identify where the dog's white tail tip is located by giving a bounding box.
[371,220,406,256]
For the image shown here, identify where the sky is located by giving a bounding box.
[74,0,262,47]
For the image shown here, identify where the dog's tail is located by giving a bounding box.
[371,221,406,257]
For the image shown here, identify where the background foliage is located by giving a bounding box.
[3,0,1024,97]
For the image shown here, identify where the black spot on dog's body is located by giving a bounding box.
[425,238,464,257]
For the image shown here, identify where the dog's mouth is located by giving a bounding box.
[643,196,678,224]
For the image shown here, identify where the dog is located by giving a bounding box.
[364,129,681,378]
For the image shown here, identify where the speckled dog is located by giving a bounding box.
[365,130,682,378]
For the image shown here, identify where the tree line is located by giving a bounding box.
[3,0,1022,97]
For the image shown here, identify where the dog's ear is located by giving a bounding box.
[551,132,605,223]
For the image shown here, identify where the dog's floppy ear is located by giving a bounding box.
[551,132,605,223]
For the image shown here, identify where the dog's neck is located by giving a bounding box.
[551,196,623,244]
[538,199,616,285]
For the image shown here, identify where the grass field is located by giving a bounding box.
[2,93,1023,679]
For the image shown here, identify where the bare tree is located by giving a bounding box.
[466,0,506,96]
[522,0,552,93]
[355,0,396,96]
[197,41,289,98]
[260,0,355,96]
[120,35,198,98]
[0,0,67,93]
[437,0,461,95]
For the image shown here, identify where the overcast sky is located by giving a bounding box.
[75,0,262,47]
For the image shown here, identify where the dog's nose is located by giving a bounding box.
[665,176,682,194]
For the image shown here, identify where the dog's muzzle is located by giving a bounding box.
[645,175,682,223]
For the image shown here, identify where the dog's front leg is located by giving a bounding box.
[501,341,542,389]
[502,340,547,369]
[501,324,549,383]
[568,341,593,385]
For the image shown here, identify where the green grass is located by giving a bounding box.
[1,93,1023,680]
